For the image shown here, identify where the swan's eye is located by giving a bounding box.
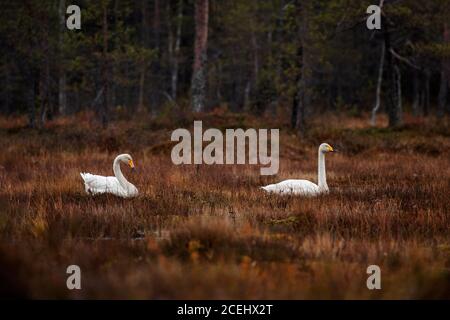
[128,159,135,168]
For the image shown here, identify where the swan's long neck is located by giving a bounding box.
[113,156,132,189]
[318,150,328,191]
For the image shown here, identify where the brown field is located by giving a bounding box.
[0,111,449,299]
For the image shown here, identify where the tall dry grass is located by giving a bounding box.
[0,111,449,299]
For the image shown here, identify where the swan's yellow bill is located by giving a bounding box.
[128,159,135,168]
[328,145,334,152]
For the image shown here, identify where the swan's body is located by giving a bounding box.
[262,179,323,196]
[80,154,138,198]
[261,143,334,196]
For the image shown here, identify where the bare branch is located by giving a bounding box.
[390,48,420,69]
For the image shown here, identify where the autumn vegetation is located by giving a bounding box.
[0,110,449,299]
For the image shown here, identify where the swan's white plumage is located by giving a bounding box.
[262,143,334,196]
[80,154,138,198]
[80,173,136,197]
[261,179,322,196]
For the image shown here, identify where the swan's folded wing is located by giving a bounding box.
[262,179,320,195]
[80,173,120,193]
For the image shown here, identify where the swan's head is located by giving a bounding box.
[118,153,135,169]
[319,143,334,154]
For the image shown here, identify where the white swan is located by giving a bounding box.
[80,154,138,198]
[261,143,335,196]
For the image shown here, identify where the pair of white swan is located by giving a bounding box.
[80,143,334,198]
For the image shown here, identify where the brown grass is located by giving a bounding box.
[0,111,449,299]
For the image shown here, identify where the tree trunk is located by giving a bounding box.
[437,23,449,117]
[58,0,67,116]
[124,61,131,107]
[138,0,149,111]
[412,68,421,116]
[27,68,37,128]
[150,0,161,111]
[110,0,120,111]
[291,73,300,129]
[295,80,306,136]
[395,65,402,120]
[438,68,448,117]
[251,30,259,89]
[39,56,50,127]
[101,3,109,128]
[172,0,183,100]
[247,27,259,111]
[291,41,302,129]
[153,0,161,51]
[138,69,145,111]
[445,22,450,115]
[191,0,209,112]
[383,22,402,127]
[39,24,50,127]
[244,80,251,111]
[371,42,385,126]
[3,60,11,114]
[424,68,430,116]
[296,0,311,136]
